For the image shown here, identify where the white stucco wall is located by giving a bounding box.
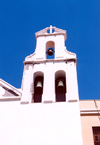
[21,61,79,103]
[35,34,65,60]
[16,26,82,145]
[0,101,83,145]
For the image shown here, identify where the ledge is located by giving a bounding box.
[0,96,21,101]
[80,109,100,115]
[44,101,53,103]
[24,58,77,65]
[20,101,29,104]
[68,99,78,102]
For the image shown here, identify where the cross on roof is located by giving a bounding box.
[50,25,53,34]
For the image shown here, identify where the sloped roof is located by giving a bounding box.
[0,78,22,97]
[35,25,67,40]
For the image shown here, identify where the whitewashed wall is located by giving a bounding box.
[0,101,83,145]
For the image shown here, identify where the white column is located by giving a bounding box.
[65,64,68,102]
[36,36,45,60]
[21,64,33,104]
[42,62,55,103]
[55,35,65,58]
[66,61,79,102]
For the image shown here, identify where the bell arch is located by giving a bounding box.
[32,71,44,103]
[46,41,55,59]
[55,70,66,102]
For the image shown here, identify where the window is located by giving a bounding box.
[92,127,100,145]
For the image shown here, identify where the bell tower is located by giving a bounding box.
[21,25,78,104]
[20,26,83,145]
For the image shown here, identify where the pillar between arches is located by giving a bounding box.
[21,64,33,104]
[42,62,55,103]
[66,61,79,102]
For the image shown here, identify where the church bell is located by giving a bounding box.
[47,48,54,56]
[57,80,64,90]
[34,80,43,95]
[36,81,42,88]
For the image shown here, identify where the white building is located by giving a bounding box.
[0,26,83,145]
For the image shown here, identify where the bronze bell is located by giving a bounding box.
[47,48,54,56]
[36,81,42,88]
[57,80,64,90]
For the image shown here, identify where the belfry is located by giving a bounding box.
[20,25,83,144]
[0,26,87,145]
[21,25,79,104]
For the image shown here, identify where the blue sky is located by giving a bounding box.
[0,0,100,100]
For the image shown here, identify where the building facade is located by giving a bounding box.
[80,100,100,145]
[0,26,100,145]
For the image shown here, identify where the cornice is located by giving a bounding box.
[23,58,77,65]
[80,109,100,115]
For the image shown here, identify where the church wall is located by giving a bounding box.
[0,101,82,145]
[55,35,65,58]
[0,26,84,145]
[22,60,79,103]
[35,36,46,60]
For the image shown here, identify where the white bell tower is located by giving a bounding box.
[21,26,83,145]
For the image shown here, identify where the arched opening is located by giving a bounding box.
[55,70,66,102]
[32,72,44,103]
[46,41,55,59]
